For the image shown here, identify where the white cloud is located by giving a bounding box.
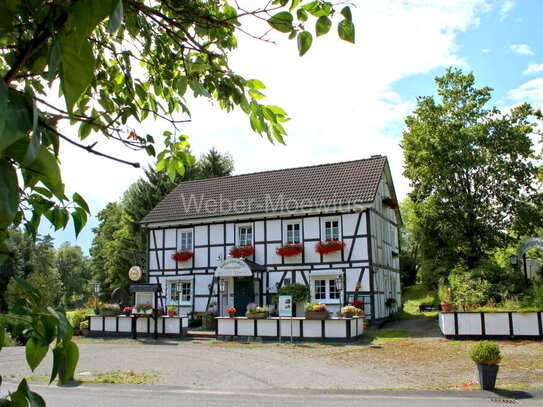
[46,0,490,252]
[500,0,515,20]
[523,63,543,76]
[481,48,491,53]
[509,44,535,55]
[508,78,543,102]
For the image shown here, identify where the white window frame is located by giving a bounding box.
[177,229,193,250]
[310,273,341,303]
[237,225,253,246]
[168,279,192,305]
[321,217,341,241]
[285,221,302,243]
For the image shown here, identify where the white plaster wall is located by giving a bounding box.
[267,220,281,241]
[238,319,255,336]
[218,318,235,335]
[351,237,368,261]
[254,244,266,264]
[152,230,163,249]
[164,249,177,269]
[304,244,320,263]
[226,223,235,244]
[195,274,213,296]
[164,229,176,248]
[209,246,223,267]
[267,244,281,265]
[118,318,131,332]
[255,221,265,242]
[103,316,116,331]
[457,313,482,335]
[303,217,319,239]
[194,226,207,246]
[194,297,208,312]
[194,247,208,268]
[279,319,301,336]
[149,254,159,270]
[358,215,367,235]
[327,320,347,338]
[210,224,224,245]
[302,320,321,337]
[342,213,358,236]
[258,320,277,336]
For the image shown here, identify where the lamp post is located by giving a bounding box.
[93,282,101,315]
[218,278,226,316]
[335,274,344,317]
[176,282,181,312]
[509,255,518,266]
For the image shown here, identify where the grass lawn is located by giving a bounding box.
[401,284,439,319]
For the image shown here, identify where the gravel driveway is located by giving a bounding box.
[2,332,542,390]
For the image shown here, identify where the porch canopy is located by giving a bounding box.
[215,258,266,277]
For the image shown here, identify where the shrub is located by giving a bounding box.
[273,283,311,305]
[437,279,452,303]
[449,267,491,311]
[0,314,32,345]
[68,309,91,332]
[469,341,502,366]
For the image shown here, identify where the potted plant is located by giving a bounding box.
[135,302,153,314]
[382,197,399,209]
[202,311,217,330]
[341,305,360,317]
[80,320,90,336]
[122,306,133,316]
[153,305,164,317]
[99,303,121,317]
[172,249,194,262]
[438,280,453,312]
[315,240,346,255]
[351,300,364,314]
[276,243,304,257]
[230,245,255,258]
[246,303,269,318]
[304,303,329,320]
[363,318,369,329]
[226,307,237,318]
[469,341,502,390]
[167,305,178,317]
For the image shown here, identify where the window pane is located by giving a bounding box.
[181,282,191,302]
[240,227,253,245]
[180,232,193,250]
[329,279,339,299]
[315,280,326,300]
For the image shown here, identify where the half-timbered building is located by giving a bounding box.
[140,155,401,324]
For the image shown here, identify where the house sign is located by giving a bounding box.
[215,258,252,277]
[517,237,543,257]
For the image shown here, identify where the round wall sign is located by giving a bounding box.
[128,266,143,282]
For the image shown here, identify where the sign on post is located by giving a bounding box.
[278,295,293,343]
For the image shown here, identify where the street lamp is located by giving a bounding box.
[509,255,518,266]
[219,278,226,293]
[336,274,344,317]
[176,282,182,311]
[93,282,101,315]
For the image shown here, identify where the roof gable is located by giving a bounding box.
[140,155,388,224]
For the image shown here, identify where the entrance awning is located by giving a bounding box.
[215,258,266,277]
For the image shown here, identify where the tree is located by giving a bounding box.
[398,198,421,287]
[0,0,355,262]
[401,68,540,269]
[90,148,235,293]
[55,242,91,306]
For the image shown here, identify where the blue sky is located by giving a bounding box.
[40,0,543,255]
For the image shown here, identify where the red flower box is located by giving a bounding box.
[382,197,399,210]
[315,240,346,255]
[230,245,255,258]
[276,243,304,257]
[172,249,195,262]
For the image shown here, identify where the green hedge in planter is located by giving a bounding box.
[469,341,502,366]
[272,283,310,305]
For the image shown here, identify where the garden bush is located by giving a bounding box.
[448,267,492,311]
[0,314,32,345]
[272,283,311,305]
[469,341,502,366]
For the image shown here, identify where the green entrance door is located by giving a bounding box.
[234,277,254,316]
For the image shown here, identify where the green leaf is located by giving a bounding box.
[297,31,312,56]
[177,77,188,96]
[25,337,48,371]
[248,89,266,100]
[268,11,294,33]
[189,80,211,97]
[296,8,308,22]
[13,278,41,304]
[0,160,19,229]
[289,0,301,12]
[22,100,40,166]
[59,37,95,113]
[0,89,32,153]
[316,16,332,37]
[246,79,266,90]
[72,192,90,213]
[47,308,68,342]
[338,19,355,43]
[48,39,62,83]
[59,341,79,383]
[108,0,123,34]
[78,121,92,140]
[341,6,353,21]
[71,209,87,237]
[50,347,62,384]
[26,146,64,198]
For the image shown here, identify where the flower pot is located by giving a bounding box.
[341,313,355,318]
[246,312,268,319]
[167,311,177,317]
[228,312,236,318]
[440,303,453,312]
[99,309,120,317]
[304,311,328,320]
[476,364,499,390]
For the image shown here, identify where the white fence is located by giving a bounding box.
[439,311,543,338]
[89,315,188,337]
